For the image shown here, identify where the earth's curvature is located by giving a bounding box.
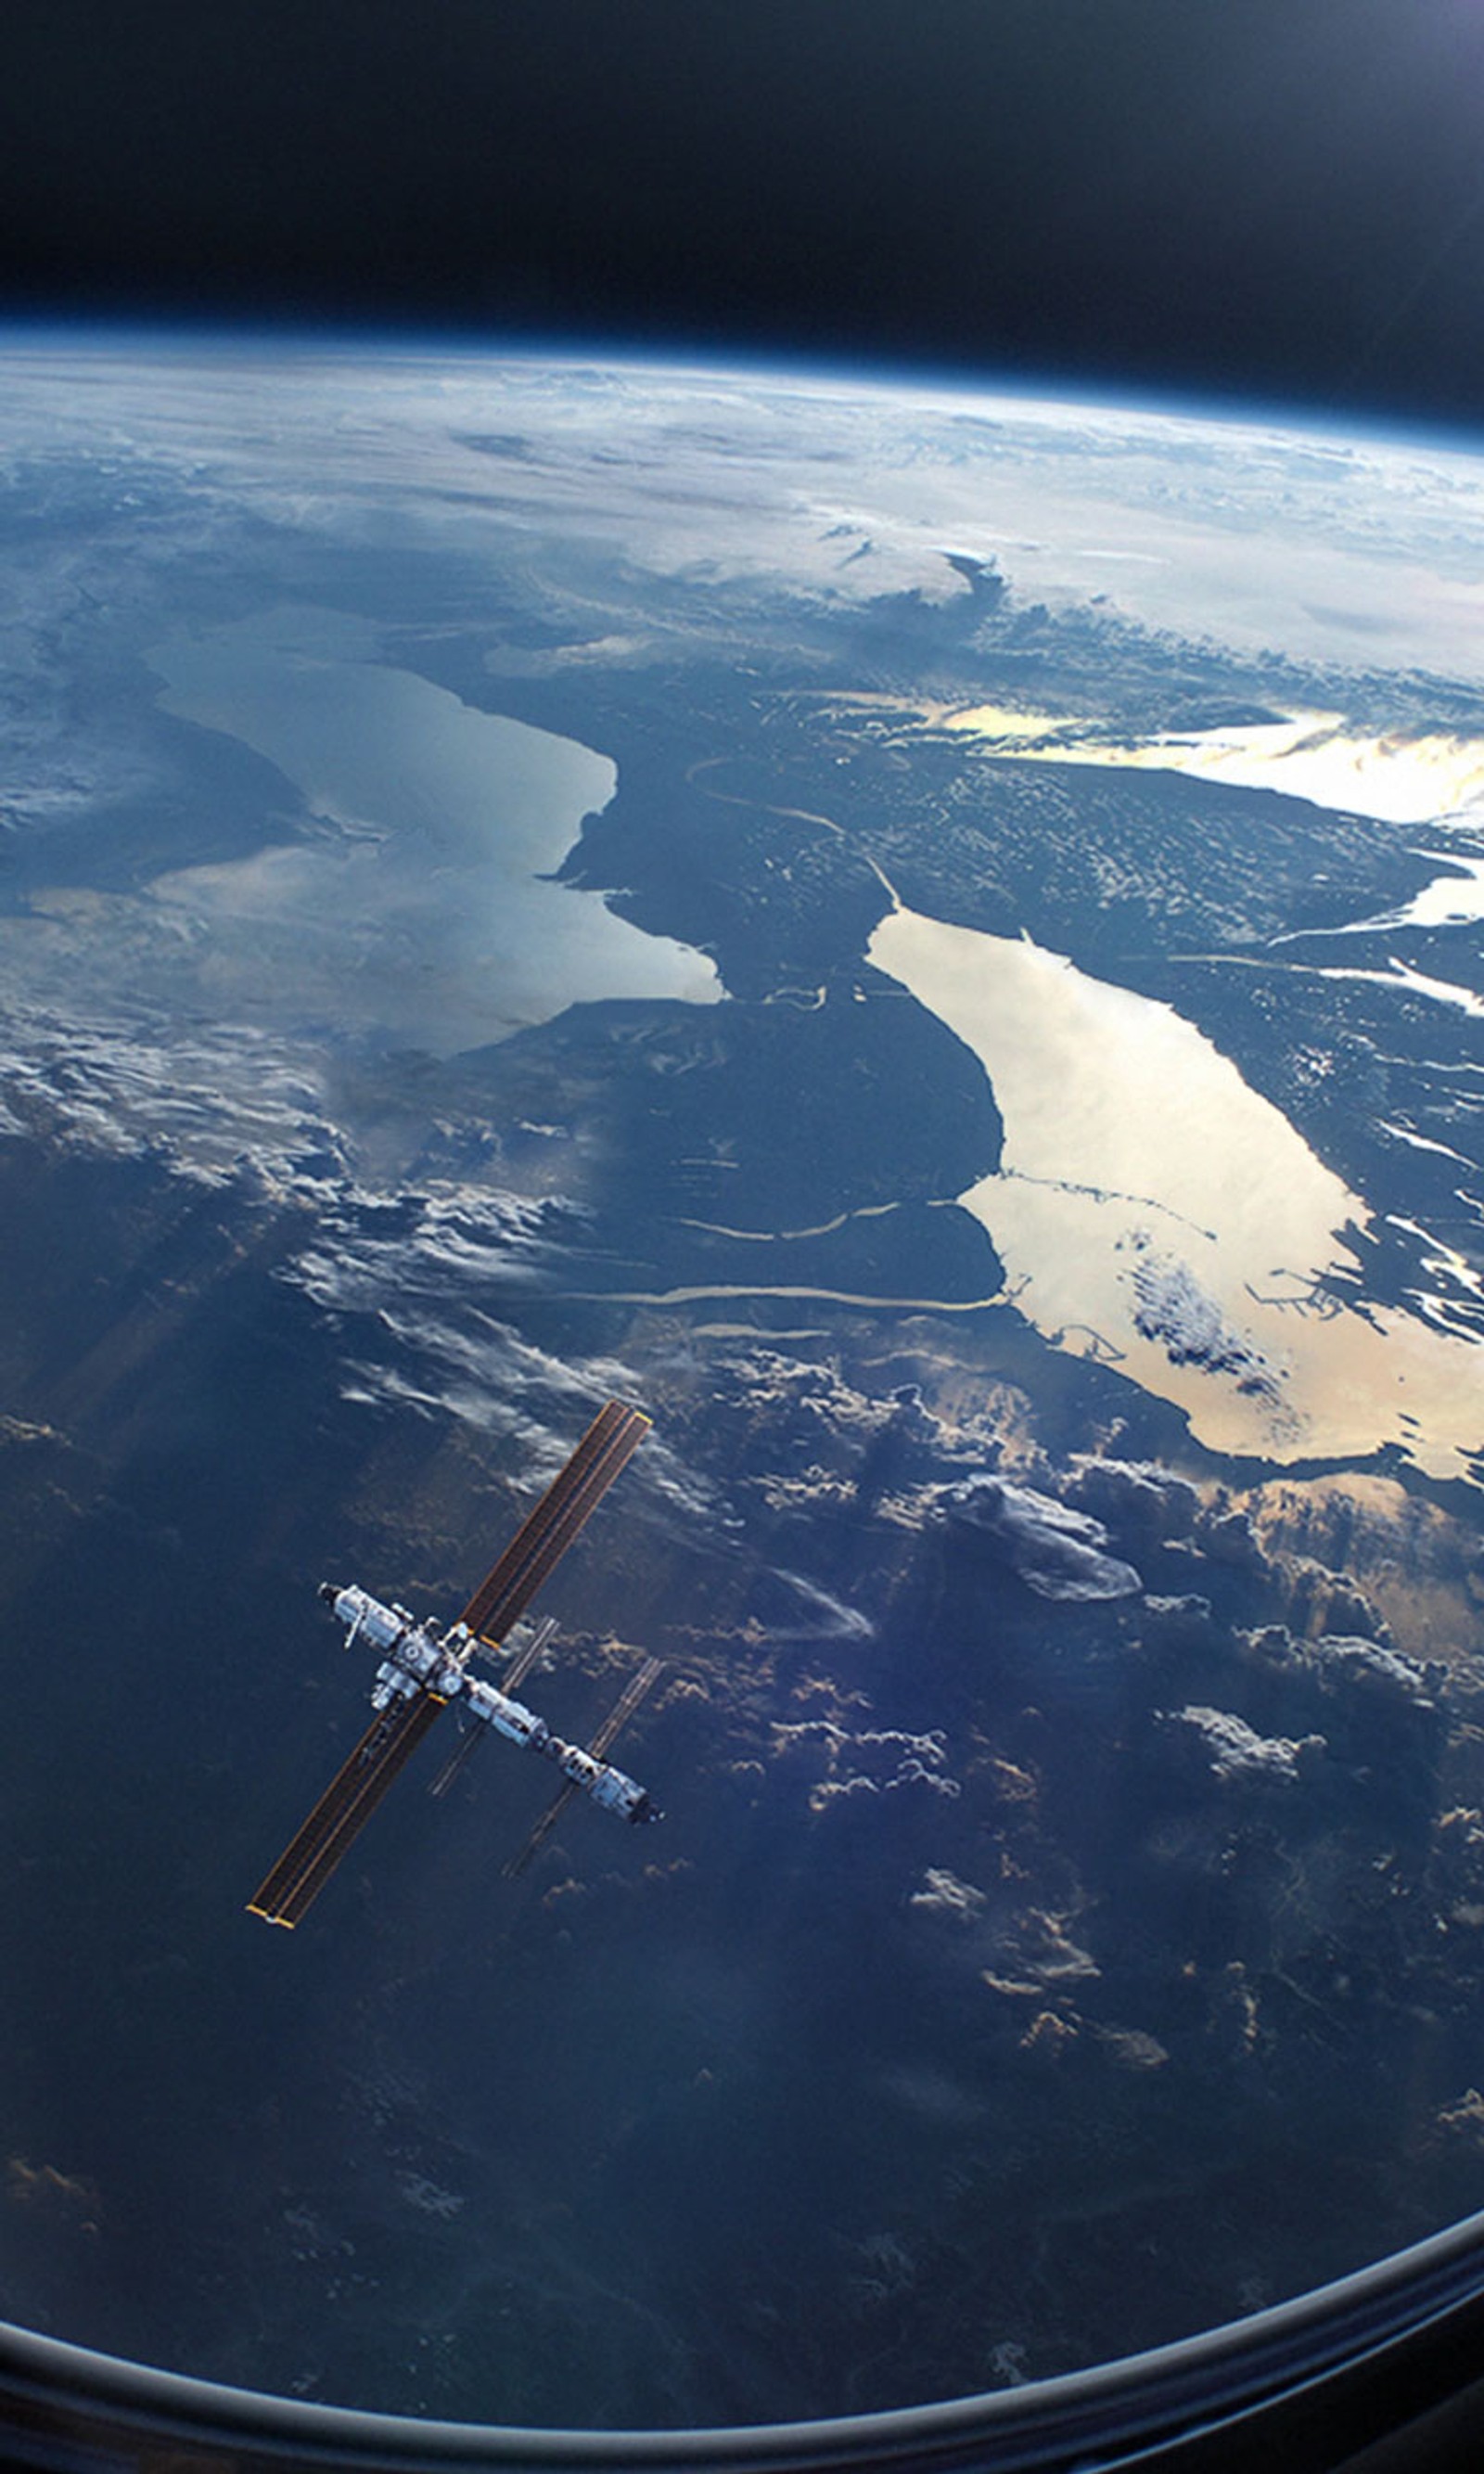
[0,334,1481,2429]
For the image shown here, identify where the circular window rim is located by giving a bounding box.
[4,2202,1484,2469]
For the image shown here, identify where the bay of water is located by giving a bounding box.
[869,901,1481,1483]
[147,609,721,1054]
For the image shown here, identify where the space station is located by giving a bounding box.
[249,1399,661,1926]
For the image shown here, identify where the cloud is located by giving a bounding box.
[1094,2026,1170,2071]
[997,1907,1100,1988]
[6,2156,101,2232]
[1196,1500,1274,1577]
[1141,1594,1217,1651]
[909,1866,987,1922]
[296,1186,565,1291]
[1124,1240,1288,1411]
[0,993,727,1531]
[1066,1456,1198,1542]
[927,1891,1101,2002]
[0,1000,353,1199]
[771,1716,959,1811]
[1158,1704,1324,1787]
[717,1349,900,1444]
[1240,1624,1445,1710]
[944,1474,1143,1601]
[748,1567,874,1642]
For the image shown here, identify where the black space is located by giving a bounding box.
[4,0,1484,428]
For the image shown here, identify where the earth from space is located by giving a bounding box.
[1,334,1483,2432]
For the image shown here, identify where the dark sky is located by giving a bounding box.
[5,0,1484,429]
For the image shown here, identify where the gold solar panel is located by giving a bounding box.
[249,1690,446,1928]
[459,1401,650,1647]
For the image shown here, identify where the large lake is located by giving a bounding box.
[869,900,1480,1483]
[147,608,721,1053]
